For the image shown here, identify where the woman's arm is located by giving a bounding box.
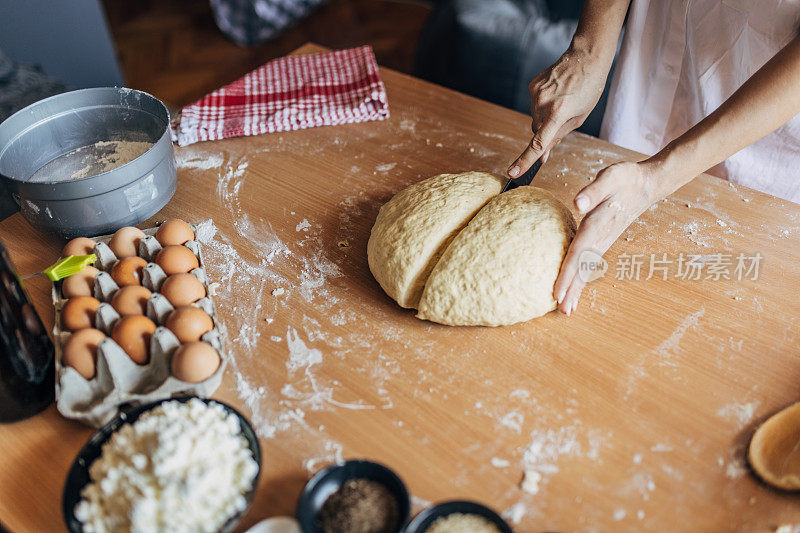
[645,35,800,200]
[507,0,631,177]
[555,34,800,315]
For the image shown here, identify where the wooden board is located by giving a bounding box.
[1,43,799,532]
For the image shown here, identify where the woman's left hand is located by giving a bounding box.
[555,160,663,315]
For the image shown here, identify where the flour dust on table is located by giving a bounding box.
[170,106,778,527]
[177,141,600,524]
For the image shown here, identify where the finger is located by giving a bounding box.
[574,165,621,213]
[561,275,587,316]
[553,207,610,305]
[554,239,581,305]
[507,119,560,177]
[542,138,564,163]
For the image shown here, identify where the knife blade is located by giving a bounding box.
[502,159,543,193]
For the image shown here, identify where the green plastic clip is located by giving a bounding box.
[42,254,97,282]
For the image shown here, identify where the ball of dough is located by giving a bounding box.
[368,172,576,327]
[367,172,503,309]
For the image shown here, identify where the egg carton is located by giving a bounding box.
[52,223,227,427]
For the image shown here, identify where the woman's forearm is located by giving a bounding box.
[645,35,800,199]
[570,0,630,66]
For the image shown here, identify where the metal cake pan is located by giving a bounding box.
[0,87,176,238]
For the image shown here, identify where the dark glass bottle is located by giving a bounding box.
[0,240,54,422]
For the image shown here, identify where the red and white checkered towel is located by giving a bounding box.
[171,45,389,146]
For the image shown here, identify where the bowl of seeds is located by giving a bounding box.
[404,500,513,533]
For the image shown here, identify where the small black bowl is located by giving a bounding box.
[296,459,411,533]
[62,395,261,533]
[404,500,514,533]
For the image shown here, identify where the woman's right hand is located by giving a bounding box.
[507,46,612,177]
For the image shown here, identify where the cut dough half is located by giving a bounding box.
[418,186,576,326]
[367,172,503,308]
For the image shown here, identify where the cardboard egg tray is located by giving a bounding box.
[52,224,227,427]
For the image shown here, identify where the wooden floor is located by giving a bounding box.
[102,0,432,107]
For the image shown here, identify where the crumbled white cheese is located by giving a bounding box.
[74,399,259,533]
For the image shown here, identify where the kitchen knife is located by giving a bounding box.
[502,159,543,193]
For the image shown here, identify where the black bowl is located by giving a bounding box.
[296,459,411,533]
[62,395,261,533]
[404,500,513,533]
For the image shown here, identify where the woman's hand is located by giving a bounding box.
[554,161,662,315]
[555,33,800,315]
[507,46,611,178]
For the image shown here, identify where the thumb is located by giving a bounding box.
[507,119,560,177]
[574,164,624,213]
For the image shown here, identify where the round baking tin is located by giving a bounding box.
[0,87,176,237]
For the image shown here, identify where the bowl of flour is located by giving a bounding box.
[62,396,261,533]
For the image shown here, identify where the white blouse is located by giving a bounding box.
[601,0,800,203]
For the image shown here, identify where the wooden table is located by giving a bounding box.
[1,43,799,532]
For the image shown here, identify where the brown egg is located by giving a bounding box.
[62,237,97,257]
[155,245,199,275]
[156,219,195,246]
[170,341,220,383]
[62,328,105,379]
[61,296,101,331]
[111,285,152,316]
[108,226,146,258]
[110,256,148,286]
[160,273,206,307]
[165,306,214,343]
[62,266,100,299]
[112,315,156,364]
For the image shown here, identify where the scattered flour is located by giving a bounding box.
[653,308,705,359]
[523,426,586,475]
[651,443,673,452]
[499,410,524,433]
[286,327,323,373]
[717,401,759,429]
[175,150,224,170]
[725,457,748,479]
[375,162,397,172]
[491,457,511,468]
